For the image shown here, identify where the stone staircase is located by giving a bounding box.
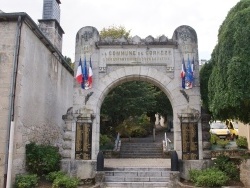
[100,131,175,187]
[104,167,170,188]
[120,142,163,158]
[119,130,169,158]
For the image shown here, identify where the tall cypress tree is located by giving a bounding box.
[208,0,250,123]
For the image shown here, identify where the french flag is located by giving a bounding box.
[76,58,83,84]
[88,57,93,89]
[181,58,186,89]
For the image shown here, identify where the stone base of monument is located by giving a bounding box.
[61,159,96,180]
[178,159,213,180]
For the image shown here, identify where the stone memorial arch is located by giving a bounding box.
[62,25,206,179]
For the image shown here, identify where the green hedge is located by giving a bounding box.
[189,167,229,187]
[25,142,61,175]
[46,171,79,188]
[14,174,39,188]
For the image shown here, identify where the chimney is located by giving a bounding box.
[38,0,64,52]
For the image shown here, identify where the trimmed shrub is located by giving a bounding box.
[236,136,248,148]
[189,168,229,187]
[14,174,39,188]
[46,171,79,188]
[26,142,61,175]
[46,171,65,182]
[217,139,230,148]
[116,115,151,138]
[213,155,230,170]
[213,155,240,181]
[210,134,219,144]
[100,134,114,150]
[189,169,201,182]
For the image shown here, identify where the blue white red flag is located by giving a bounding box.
[83,57,88,82]
[192,57,194,78]
[84,57,93,90]
[81,57,88,89]
[181,58,186,89]
[87,57,93,89]
[185,57,193,89]
[75,58,83,84]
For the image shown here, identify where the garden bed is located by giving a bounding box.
[179,178,244,187]
[211,148,248,158]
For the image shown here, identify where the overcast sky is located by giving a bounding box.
[2,0,240,62]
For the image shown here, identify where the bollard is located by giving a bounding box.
[170,150,179,171]
[97,151,104,171]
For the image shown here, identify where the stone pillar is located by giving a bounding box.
[61,107,74,159]
[201,113,211,159]
[178,107,200,160]
[61,107,97,180]
[240,159,250,187]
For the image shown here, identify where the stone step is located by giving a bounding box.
[120,152,163,158]
[105,170,170,177]
[120,149,162,153]
[120,154,163,159]
[104,167,171,171]
[119,153,163,157]
[104,182,169,187]
[119,153,162,155]
[121,146,162,150]
[121,143,162,146]
[104,167,171,187]
[121,144,162,152]
[120,138,164,159]
[122,143,162,147]
[105,176,169,182]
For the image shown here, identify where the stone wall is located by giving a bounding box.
[0,14,73,186]
[13,21,73,172]
[240,159,250,187]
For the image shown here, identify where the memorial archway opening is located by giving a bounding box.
[99,78,174,156]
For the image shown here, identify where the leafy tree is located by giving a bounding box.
[116,114,151,138]
[200,59,214,113]
[208,0,250,123]
[64,56,74,69]
[154,87,173,118]
[100,81,172,136]
[101,81,157,125]
[100,25,131,39]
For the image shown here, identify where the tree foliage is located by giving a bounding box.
[154,87,173,118]
[101,81,157,125]
[64,56,73,69]
[100,25,131,39]
[100,81,172,135]
[208,0,250,123]
[200,60,213,113]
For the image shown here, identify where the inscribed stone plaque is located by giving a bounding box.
[181,122,199,160]
[75,122,92,160]
[100,47,174,66]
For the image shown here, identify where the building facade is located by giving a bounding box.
[0,10,73,187]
